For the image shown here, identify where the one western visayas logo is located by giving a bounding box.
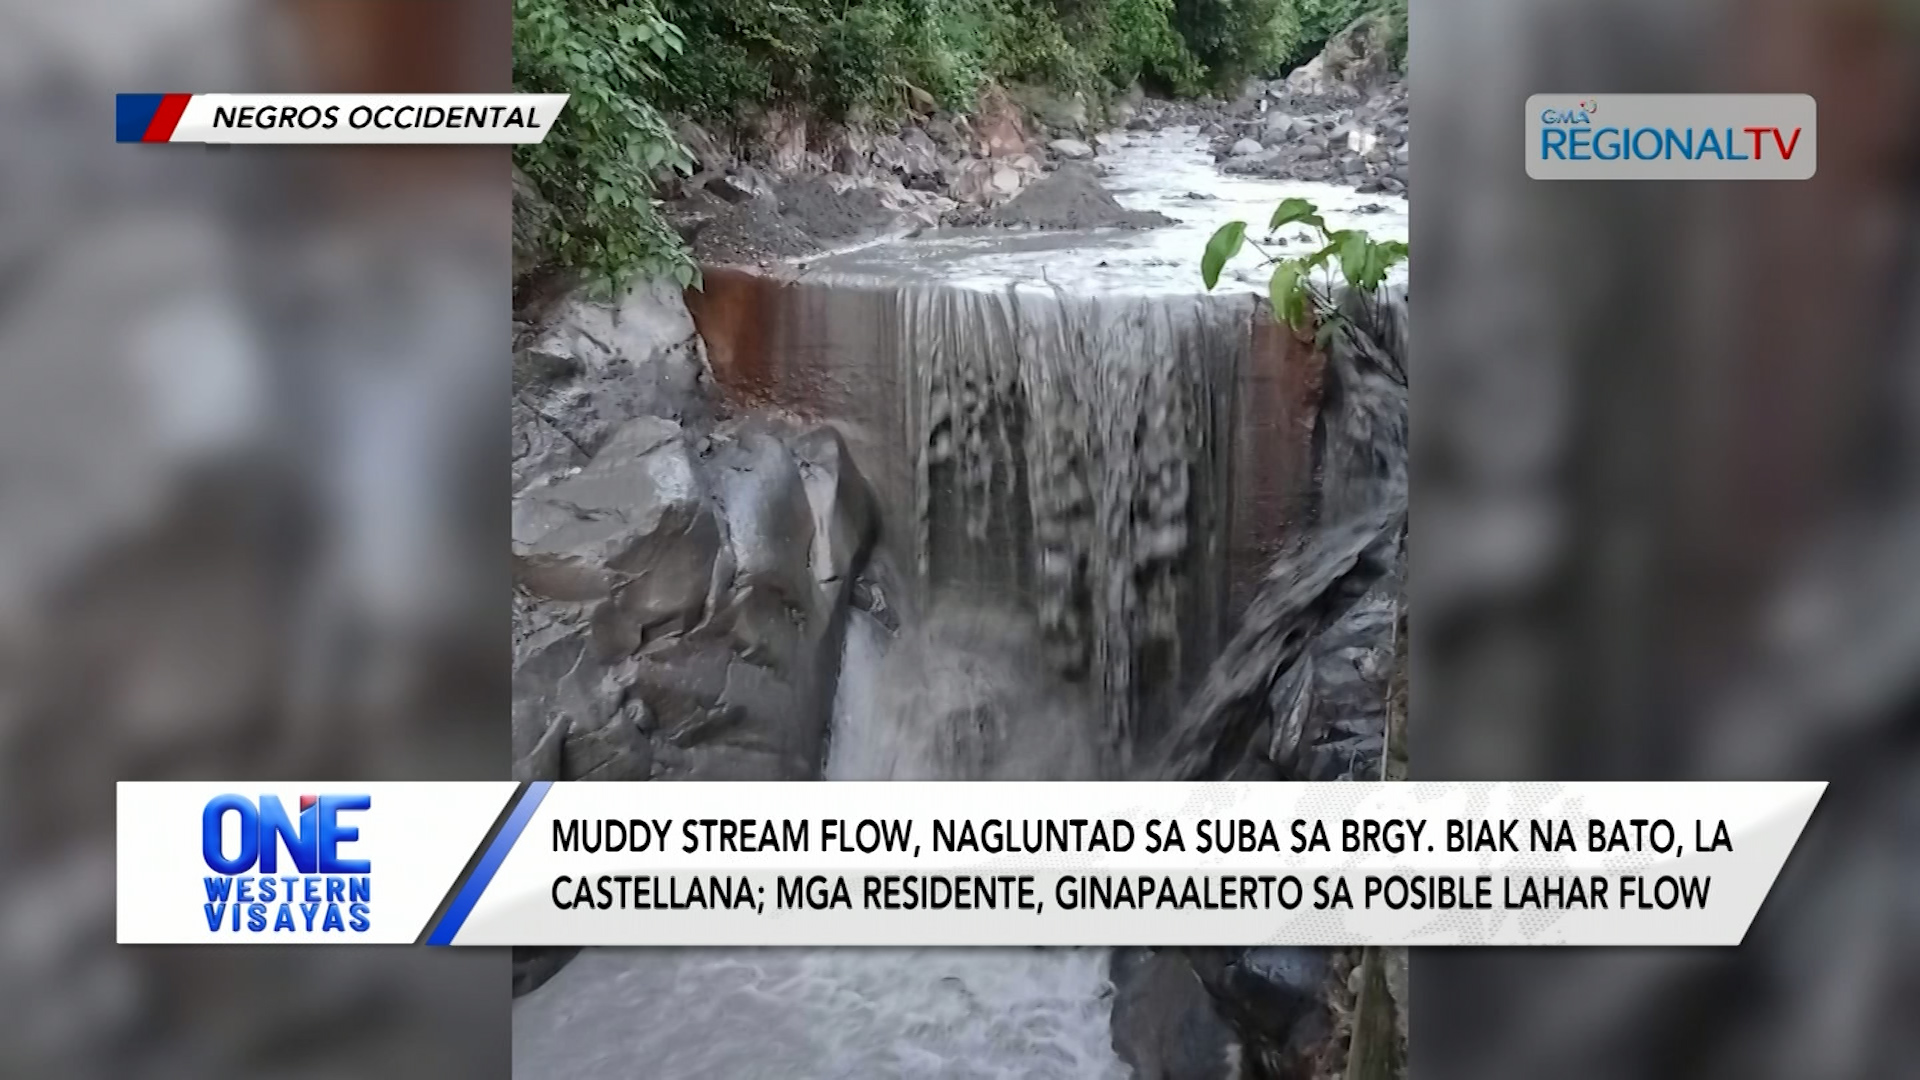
[201,794,372,933]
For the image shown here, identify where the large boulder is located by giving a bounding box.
[513,277,715,491]
[1109,948,1242,1080]
[973,84,1032,159]
[1188,947,1340,1078]
[1286,12,1398,100]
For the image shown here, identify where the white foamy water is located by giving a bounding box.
[512,945,1128,1080]
[512,603,1131,1079]
[808,125,1408,298]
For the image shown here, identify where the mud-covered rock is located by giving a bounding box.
[513,277,715,486]
[986,164,1173,230]
[1109,948,1241,1080]
[1050,138,1096,160]
[512,417,721,630]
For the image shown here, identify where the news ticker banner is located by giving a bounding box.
[1527,94,1817,180]
[117,781,1824,947]
[115,94,568,144]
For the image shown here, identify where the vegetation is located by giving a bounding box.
[513,0,1408,291]
[1202,196,1407,343]
[514,0,700,292]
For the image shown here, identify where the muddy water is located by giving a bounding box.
[808,127,1409,296]
[513,130,1407,1080]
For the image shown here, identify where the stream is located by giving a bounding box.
[511,125,1407,1080]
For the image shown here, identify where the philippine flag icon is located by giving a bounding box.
[116,94,194,142]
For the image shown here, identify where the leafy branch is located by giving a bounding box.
[515,0,699,294]
[1202,197,1407,347]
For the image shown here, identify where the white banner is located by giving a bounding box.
[119,94,569,144]
[115,781,1824,947]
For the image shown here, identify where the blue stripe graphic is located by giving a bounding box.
[116,94,163,142]
[426,781,551,946]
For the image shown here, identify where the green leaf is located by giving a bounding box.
[1269,197,1324,233]
[1202,221,1248,291]
[1270,260,1310,330]
[1337,231,1372,288]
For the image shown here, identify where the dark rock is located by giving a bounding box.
[512,417,721,630]
[513,946,582,998]
[1109,949,1241,1080]
[1189,947,1337,1078]
[706,170,774,205]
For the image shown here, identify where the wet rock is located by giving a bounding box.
[707,424,818,623]
[791,425,878,606]
[513,277,714,486]
[513,417,721,633]
[1109,949,1241,1080]
[514,947,582,999]
[511,618,651,782]
[1186,947,1337,1078]
[513,711,569,783]
[512,400,585,493]
[1230,138,1265,157]
[1050,138,1096,161]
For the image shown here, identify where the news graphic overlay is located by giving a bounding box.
[117,782,1823,946]
[114,94,567,144]
[1527,94,1817,180]
[117,782,520,943]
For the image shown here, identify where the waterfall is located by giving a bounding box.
[901,284,1248,767]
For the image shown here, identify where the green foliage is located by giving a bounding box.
[1203,196,1407,344]
[1103,0,1208,94]
[514,0,697,292]
[1168,0,1288,87]
[1266,0,1364,72]
[650,0,1209,121]
[1270,0,1408,75]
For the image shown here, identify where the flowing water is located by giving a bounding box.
[512,127,1408,1079]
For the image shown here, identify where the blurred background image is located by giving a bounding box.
[1414,0,1920,1075]
[0,1,510,1076]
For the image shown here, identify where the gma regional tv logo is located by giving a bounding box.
[201,794,373,934]
[1527,94,1816,180]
